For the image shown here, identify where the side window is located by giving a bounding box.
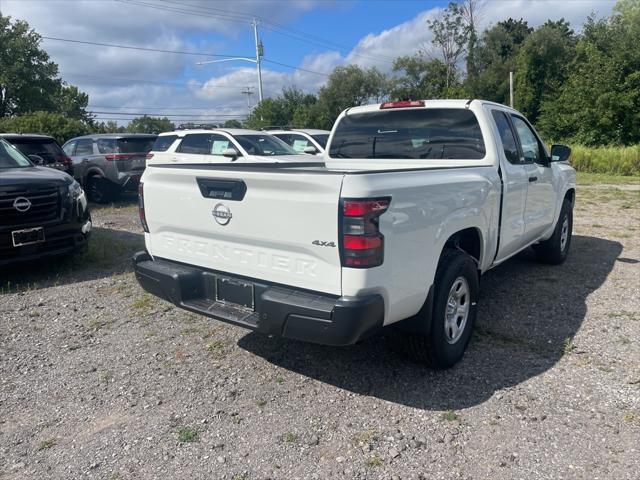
[177,134,211,155]
[75,139,94,156]
[289,134,311,153]
[97,139,116,154]
[63,141,76,156]
[208,134,231,156]
[273,134,292,146]
[491,111,520,164]
[511,116,541,164]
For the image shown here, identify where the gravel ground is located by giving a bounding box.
[1,185,639,480]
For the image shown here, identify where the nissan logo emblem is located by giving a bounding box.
[212,203,232,225]
[13,196,32,212]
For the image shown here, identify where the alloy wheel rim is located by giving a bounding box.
[560,216,569,251]
[444,276,470,344]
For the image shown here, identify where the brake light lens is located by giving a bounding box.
[139,182,149,233]
[146,153,154,160]
[380,100,425,109]
[105,153,135,161]
[341,197,390,268]
[56,155,72,165]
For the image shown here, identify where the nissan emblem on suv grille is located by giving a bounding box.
[13,197,32,212]
[212,203,232,225]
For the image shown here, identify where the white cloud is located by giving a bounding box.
[0,0,618,124]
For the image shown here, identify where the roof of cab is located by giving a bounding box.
[344,99,518,116]
[159,128,269,136]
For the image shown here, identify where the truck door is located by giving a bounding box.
[490,110,529,261]
[510,115,557,241]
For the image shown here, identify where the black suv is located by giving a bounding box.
[0,139,91,266]
[0,133,72,174]
[63,134,156,203]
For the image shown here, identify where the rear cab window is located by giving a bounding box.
[177,134,233,156]
[328,108,486,160]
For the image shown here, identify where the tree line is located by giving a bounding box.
[1,0,638,147]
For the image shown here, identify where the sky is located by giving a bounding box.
[1,0,617,125]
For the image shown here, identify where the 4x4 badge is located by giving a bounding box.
[212,203,232,225]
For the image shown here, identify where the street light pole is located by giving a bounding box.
[252,18,264,103]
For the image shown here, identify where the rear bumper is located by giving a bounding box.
[133,252,384,346]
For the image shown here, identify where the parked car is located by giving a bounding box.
[0,138,91,267]
[62,134,156,203]
[264,127,331,154]
[0,133,72,174]
[133,99,575,368]
[146,128,320,165]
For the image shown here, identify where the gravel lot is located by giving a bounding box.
[1,183,639,480]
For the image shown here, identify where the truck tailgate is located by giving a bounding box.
[143,165,344,295]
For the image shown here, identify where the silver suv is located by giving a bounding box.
[63,134,156,203]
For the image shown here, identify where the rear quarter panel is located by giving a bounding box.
[341,167,501,324]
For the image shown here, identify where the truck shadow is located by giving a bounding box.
[0,227,143,293]
[237,235,623,410]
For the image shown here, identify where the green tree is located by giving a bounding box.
[427,2,469,91]
[514,19,576,122]
[389,55,449,100]
[222,119,243,128]
[537,0,640,145]
[311,65,388,129]
[472,18,532,103]
[245,87,317,129]
[0,14,89,119]
[93,120,125,134]
[126,115,174,134]
[0,111,90,144]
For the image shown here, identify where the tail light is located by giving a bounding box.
[105,153,135,161]
[139,182,149,233]
[146,153,154,160]
[56,155,72,165]
[340,197,390,268]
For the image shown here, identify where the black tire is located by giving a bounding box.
[533,198,573,265]
[402,249,479,369]
[86,175,114,204]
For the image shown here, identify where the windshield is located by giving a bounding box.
[117,137,156,153]
[10,139,64,163]
[0,139,32,169]
[312,134,329,148]
[329,108,486,160]
[234,134,297,156]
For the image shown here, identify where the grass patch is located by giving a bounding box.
[37,438,57,451]
[441,409,458,422]
[352,428,378,447]
[571,145,640,177]
[72,229,144,270]
[281,432,298,444]
[623,411,638,424]
[205,340,227,359]
[367,454,383,468]
[256,399,267,408]
[129,293,154,311]
[275,376,284,385]
[87,317,111,332]
[177,426,199,443]
[563,337,575,355]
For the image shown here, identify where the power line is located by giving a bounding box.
[262,59,330,77]
[42,36,247,59]
[89,111,247,117]
[88,105,233,110]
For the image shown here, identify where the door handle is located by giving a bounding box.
[529,176,538,182]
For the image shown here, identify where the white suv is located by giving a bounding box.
[265,128,330,155]
[146,128,318,164]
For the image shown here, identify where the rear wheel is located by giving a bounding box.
[533,198,573,264]
[87,175,116,204]
[401,249,479,369]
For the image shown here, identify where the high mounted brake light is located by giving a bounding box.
[380,100,425,109]
[340,197,390,268]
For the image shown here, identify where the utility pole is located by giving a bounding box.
[252,18,264,103]
[241,86,255,112]
[509,71,514,108]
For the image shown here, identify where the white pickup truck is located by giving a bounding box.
[133,99,576,368]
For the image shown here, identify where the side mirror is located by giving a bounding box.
[551,144,571,162]
[28,154,44,165]
[303,146,318,155]
[222,148,239,160]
